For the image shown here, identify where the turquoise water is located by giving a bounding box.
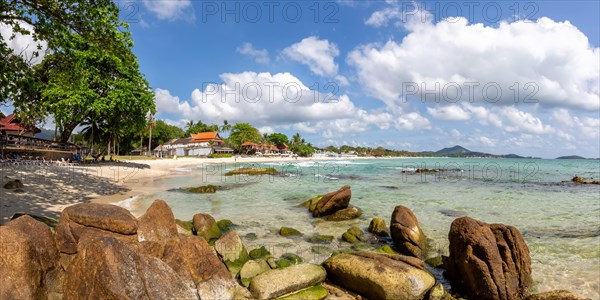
[123,158,600,298]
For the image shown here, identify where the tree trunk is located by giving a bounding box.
[59,123,78,143]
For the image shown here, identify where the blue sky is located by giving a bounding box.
[3,1,599,158]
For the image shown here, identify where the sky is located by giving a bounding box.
[2,0,600,158]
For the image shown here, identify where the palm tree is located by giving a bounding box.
[185,120,194,135]
[81,117,104,155]
[147,114,155,155]
[220,120,231,137]
[292,133,302,146]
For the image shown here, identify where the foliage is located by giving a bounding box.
[228,123,262,151]
[185,120,219,136]
[268,133,289,148]
[152,120,185,146]
[288,132,314,157]
[220,120,231,137]
[209,153,233,158]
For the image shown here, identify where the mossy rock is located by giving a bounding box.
[276,258,292,269]
[249,246,271,260]
[375,245,399,255]
[277,253,303,268]
[425,256,444,268]
[240,259,271,287]
[347,226,364,237]
[185,184,217,193]
[301,195,323,212]
[368,217,388,236]
[225,168,278,176]
[305,234,334,244]
[350,243,373,251]
[279,227,303,237]
[217,219,234,232]
[277,285,328,300]
[342,226,364,243]
[175,219,194,232]
[311,245,331,255]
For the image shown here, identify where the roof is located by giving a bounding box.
[0,114,41,133]
[241,142,255,146]
[190,132,222,143]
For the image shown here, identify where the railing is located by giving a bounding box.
[1,134,78,153]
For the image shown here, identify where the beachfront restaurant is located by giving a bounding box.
[160,132,232,157]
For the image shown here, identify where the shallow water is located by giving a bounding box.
[122,158,600,299]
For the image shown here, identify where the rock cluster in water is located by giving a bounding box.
[0,185,592,300]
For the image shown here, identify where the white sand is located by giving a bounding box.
[0,156,369,224]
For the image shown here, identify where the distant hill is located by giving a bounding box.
[556,155,586,159]
[35,128,55,140]
[433,145,527,158]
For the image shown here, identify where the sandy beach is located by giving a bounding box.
[0,155,360,224]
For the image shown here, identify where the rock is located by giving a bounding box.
[244,232,258,241]
[225,167,278,176]
[3,179,23,189]
[312,185,351,217]
[302,195,323,213]
[137,200,179,245]
[175,219,194,235]
[240,259,271,287]
[416,168,438,173]
[63,236,197,299]
[342,226,364,243]
[375,245,399,254]
[10,213,58,228]
[192,213,222,241]
[322,282,361,299]
[323,251,435,300]
[444,216,532,300]
[277,285,328,300]
[368,217,389,236]
[279,227,303,237]
[311,245,331,255]
[249,246,271,260]
[425,256,444,268]
[215,230,250,276]
[280,253,303,265]
[249,264,327,299]
[186,184,217,193]
[62,203,138,235]
[525,290,591,300]
[305,234,334,244]
[322,207,362,221]
[0,216,60,299]
[427,283,456,300]
[390,205,427,258]
[217,219,235,232]
[571,176,600,184]
[162,235,236,299]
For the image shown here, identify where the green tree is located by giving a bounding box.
[151,120,185,146]
[186,120,219,136]
[268,133,289,148]
[220,120,231,137]
[228,123,261,151]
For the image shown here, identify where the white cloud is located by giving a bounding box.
[283,36,340,77]
[349,17,600,110]
[426,105,470,121]
[462,103,503,127]
[0,22,47,65]
[498,107,554,135]
[394,112,431,130]
[142,0,194,21]
[236,43,270,64]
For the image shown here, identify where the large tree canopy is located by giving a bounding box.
[228,123,262,151]
[2,0,155,143]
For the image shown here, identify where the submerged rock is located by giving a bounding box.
[305,234,334,244]
[217,219,235,232]
[525,290,591,300]
[301,195,323,213]
[368,217,388,236]
[444,216,532,300]
[279,227,303,237]
[571,176,600,184]
[248,264,327,299]
[312,186,352,217]
[342,226,364,243]
[225,168,278,176]
[3,179,24,189]
[277,285,328,300]
[185,184,217,193]
[323,251,435,300]
[323,206,362,221]
[390,205,427,258]
[249,246,271,260]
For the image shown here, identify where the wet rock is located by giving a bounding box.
[225,168,278,176]
[312,185,351,217]
[175,219,194,235]
[305,234,334,244]
[186,184,217,193]
[439,209,467,218]
[215,231,250,277]
[525,290,591,300]
[279,227,303,237]
[425,256,444,268]
[375,245,399,254]
[0,216,59,299]
[444,216,532,300]
[571,176,600,184]
[302,195,323,213]
[322,207,362,221]
[342,226,364,243]
[249,264,327,299]
[249,246,271,260]
[240,259,271,287]
[3,179,24,189]
[427,283,456,300]
[192,213,222,241]
[217,219,235,232]
[368,217,388,236]
[323,251,435,300]
[244,233,258,241]
[390,205,427,258]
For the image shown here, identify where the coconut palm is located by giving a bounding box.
[220,120,231,137]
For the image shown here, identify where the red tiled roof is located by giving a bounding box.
[190,132,223,143]
[0,114,41,133]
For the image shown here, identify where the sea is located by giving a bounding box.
[120,157,600,298]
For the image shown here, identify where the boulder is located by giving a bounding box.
[249,246,271,260]
[323,251,435,300]
[525,290,591,300]
[240,259,272,287]
[249,264,327,299]
[278,285,328,300]
[137,200,179,252]
[280,227,303,237]
[312,186,351,217]
[390,205,427,258]
[192,213,222,241]
[0,216,60,299]
[322,207,362,221]
[302,195,323,213]
[63,236,197,300]
[3,179,24,189]
[444,216,532,300]
[215,231,250,276]
[427,283,456,300]
[62,203,138,234]
[368,217,388,236]
[217,219,235,232]
[342,226,364,243]
[162,235,236,299]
